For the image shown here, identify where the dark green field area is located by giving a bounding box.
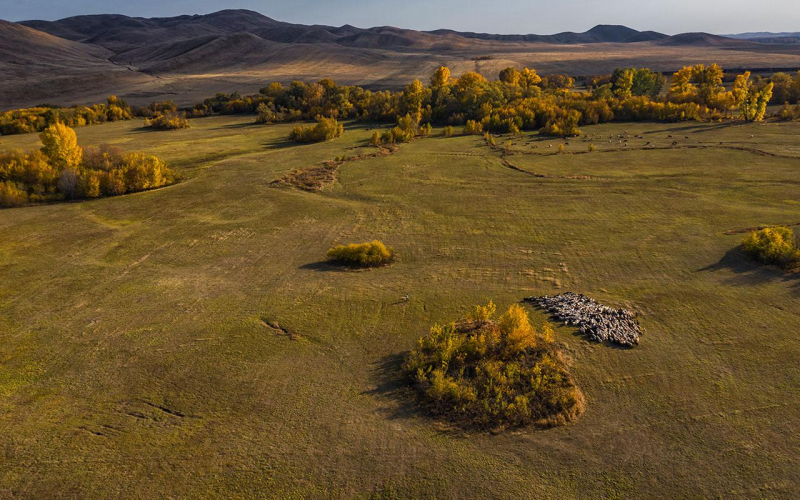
[1,116,799,499]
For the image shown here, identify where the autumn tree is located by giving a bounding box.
[669,66,696,97]
[40,123,82,171]
[456,71,489,90]
[430,66,451,87]
[403,79,427,115]
[612,69,635,99]
[693,64,725,106]
[732,72,774,122]
[499,67,521,86]
[520,68,542,88]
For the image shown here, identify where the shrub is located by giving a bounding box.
[326,240,394,267]
[369,114,430,145]
[289,116,344,143]
[742,226,800,269]
[442,126,454,137]
[404,302,584,428]
[0,181,29,207]
[464,120,483,135]
[144,112,190,131]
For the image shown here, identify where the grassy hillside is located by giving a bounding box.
[0,116,799,498]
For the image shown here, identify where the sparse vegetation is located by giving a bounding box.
[742,226,800,269]
[289,116,344,143]
[404,302,584,428]
[326,240,394,267]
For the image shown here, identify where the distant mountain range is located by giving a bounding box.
[19,10,745,53]
[724,32,800,44]
[3,9,800,110]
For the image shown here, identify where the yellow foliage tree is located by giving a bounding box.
[520,68,542,88]
[431,66,451,87]
[669,66,696,96]
[499,67,521,86]
[40,122,82,171]
[732,72,774,122]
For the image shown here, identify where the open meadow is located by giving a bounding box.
[1,116,799,498]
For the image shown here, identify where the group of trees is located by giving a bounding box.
[765,71,800,105]
[0,123,176,207]
[0,96,132,136]
[189,63,782,139]
[4,65,798,141]
[139,101,190,130]
[403,301,585,428]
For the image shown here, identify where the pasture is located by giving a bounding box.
[0,116,798,498]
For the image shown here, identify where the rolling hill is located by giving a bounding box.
[4,9,800,110]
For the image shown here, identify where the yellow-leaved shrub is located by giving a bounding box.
[403,302,584,428]
[742,226,800,269]
[326,240,394,267]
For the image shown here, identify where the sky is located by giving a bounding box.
[2,0,800,35]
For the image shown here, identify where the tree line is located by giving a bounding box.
[186,64,787,138]
[0,98,192,136]
[2,65,797,140]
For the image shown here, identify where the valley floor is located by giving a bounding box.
[0,116,799,498]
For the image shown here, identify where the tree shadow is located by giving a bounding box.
[263,138,301,150]
[219,121,260,130]
[297,261,350,273]
[362,353,469,437]
[698,247,800,295]
[640,121,742,136]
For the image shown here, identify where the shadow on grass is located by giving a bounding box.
[264,138,304,150]
[641,121,742,136]
[298,261,350,273]
[698,247,800,295]
[219,121,261,130]
[363,353,470,436]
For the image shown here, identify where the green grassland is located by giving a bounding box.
[1,116,799,498]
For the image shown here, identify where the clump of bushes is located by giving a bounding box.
[742,226,800,269]
[463,120,483,135]
[0,123,176,207]
[403,301,585,428]
[326,240,394,267]
[289,116,344,143]
[144,112,190,131]
[370,114,431,146]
